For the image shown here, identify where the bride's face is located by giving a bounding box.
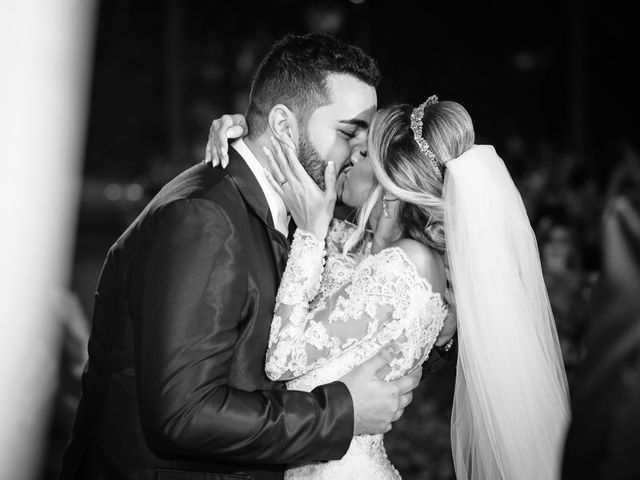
[337,151,376,208]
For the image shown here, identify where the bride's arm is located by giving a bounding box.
[204,114,248,168]
[264,227,327,380]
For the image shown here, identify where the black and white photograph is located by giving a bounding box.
[1,1,638,479]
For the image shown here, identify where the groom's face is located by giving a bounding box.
[299,73,376,189]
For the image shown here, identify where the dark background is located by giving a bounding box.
[46,1,639,479]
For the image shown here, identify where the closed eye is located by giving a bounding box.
[339,130,357,139]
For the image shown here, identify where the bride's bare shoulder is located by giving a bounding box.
[392,238,446,294]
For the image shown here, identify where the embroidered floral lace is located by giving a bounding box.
[266,219,448,479]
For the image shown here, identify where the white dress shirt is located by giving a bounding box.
[231,139,290,237]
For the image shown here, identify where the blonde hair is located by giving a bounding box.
[344,100,475,254]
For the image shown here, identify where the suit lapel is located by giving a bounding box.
[287,218,297,243]
[225,148,290,280]
[268,229,289,281]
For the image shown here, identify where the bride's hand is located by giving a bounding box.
[204,114,248,168]
[263,136,336,241]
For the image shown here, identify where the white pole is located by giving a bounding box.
[0,0,96,478]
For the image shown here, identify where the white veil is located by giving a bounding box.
[444,145,570,480]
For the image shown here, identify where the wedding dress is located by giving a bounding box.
[265,219,448,479]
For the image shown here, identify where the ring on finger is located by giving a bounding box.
[279,179,287,186]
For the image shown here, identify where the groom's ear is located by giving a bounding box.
[268,104,299,151]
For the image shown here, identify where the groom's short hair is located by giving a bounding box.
[246,33,380,136]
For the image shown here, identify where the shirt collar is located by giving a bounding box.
[231,139,289,237]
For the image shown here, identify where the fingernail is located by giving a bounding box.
[262,146,270,155]
[328,161,335,170]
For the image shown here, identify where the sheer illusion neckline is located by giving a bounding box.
[371,245,445,302]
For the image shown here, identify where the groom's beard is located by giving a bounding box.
[298,128,326,190]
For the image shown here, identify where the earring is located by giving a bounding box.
[383,197,389,218]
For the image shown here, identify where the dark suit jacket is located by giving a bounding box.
[60,149,354,480]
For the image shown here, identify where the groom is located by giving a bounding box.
[60,33,421,480]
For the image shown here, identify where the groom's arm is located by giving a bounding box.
[131,198,353,465]
[423,334,457,374]
[423,297,458,374]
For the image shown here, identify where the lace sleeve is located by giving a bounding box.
[265,246,447,382]
[325,218,371,256]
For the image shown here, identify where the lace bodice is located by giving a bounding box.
[266,220,447,386]
[264,220,447,479]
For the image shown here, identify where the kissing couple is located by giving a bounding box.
[61,33,570,480]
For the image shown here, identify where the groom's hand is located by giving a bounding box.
[339,347,421,435]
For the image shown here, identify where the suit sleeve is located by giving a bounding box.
[131,198,353,464]
[422,334,457,375]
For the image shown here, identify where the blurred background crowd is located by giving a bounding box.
[37,1,638,479]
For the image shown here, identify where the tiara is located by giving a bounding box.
[410,95,442,177]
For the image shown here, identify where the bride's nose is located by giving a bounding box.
[350,149,367,165]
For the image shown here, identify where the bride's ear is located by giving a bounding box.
[268,104,299,152]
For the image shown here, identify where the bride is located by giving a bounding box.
[208,96,570,479]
